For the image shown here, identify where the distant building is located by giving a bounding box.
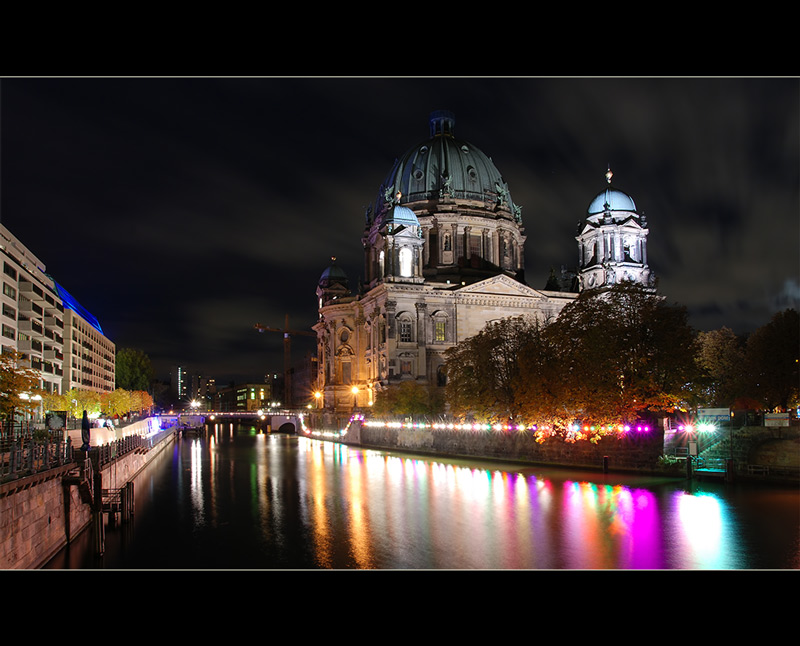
[215,383,272,412]
[313,112,653,417]
[0,223,115,399]
[171,365,188,404]
[192,375,216,407]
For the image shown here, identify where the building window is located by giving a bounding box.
[2,283,16,299]
[434,320,446,342]
[399,318,412,343]
[399,247,413,277]
[469,234,481,258]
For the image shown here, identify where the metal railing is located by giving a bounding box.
[0,424,177,485]
[0,437,74,483]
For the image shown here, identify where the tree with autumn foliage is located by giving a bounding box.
[62,387,102,418]
[0,350,45,425]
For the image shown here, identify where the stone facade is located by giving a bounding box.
[315,274,575,413]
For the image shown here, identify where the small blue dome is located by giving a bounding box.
[318,258,348,288]
[588,186,637,215]
[380,204,419,228]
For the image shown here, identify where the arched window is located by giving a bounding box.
[336,345,354,385]
[431,312,448,343]
[398,314,413,343]
[378,316,386,343]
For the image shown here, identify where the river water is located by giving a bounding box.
[44,423,800,570]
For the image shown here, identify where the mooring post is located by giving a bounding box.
[602,456,609,473]
[686,455,693,480]
[91,450,105,555]
[122,481,134,522]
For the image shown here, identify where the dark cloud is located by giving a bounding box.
[1,76,797,383]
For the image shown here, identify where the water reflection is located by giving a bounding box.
[673,491,733,569]
[44,429,799,570]
[288,437,798,569]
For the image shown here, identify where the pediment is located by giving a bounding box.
[456,274,546,299]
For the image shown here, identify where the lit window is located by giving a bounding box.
[399,247,413,277]
[435,320,446,342]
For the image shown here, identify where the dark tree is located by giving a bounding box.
[744,309,799,410]
[445,316,536,420]
[519,282,698,425]
[692,327,746,407]
[116,347,155,391]
[371,381,445,417]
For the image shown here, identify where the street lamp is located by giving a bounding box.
[351,385,359,410]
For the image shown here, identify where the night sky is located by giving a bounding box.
[1,77,797,386]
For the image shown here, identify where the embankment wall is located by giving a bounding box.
[0,426,176,570]
[346,421,664,472]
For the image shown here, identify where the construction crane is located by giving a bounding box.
[254,314,315,409]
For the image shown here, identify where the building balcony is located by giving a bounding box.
[18,282,45,301]
[43,349,64,361]
[18,338,43,353]
[17,319,44,336]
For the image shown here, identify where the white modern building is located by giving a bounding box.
[0,223,115,398]
[58,287,115,393]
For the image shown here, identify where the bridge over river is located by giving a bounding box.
[170,410,306,435]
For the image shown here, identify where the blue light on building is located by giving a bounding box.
[52,280,103,334]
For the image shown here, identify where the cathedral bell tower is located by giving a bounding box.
[363,191,425,286]
[576,169,654,291]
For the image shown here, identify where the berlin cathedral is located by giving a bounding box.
[313,110,653,415]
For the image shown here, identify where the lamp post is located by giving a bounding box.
[351,385,359,411]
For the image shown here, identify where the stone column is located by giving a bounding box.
[415,302,427,378]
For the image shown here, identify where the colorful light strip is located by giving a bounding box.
[361,419,650,434]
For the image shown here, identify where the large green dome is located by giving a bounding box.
[369,110,520,224]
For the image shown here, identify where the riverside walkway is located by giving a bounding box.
[1,415,179,568]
